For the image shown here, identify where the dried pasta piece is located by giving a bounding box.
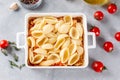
[48,37,57,44]
[60,48,70,63]
[76,23,83,37]
[33,18,43,24]
[58,23,71,33]
[77,46,84,56]
[44,16,58,24]
[42,43,53,49]
[68,52,80,65]
[72,39,82,46]
[27,37,35,48]
[63,15,73,26]
[28,48,34,64]
[33,47,47,56]
[47,53,60,63]
[46,32,57,38]
[43,24,54,34]
[55,20,64,32]
[36,36,48,46]
[69,43,77,55]
[39,60,55,66]
[57,34,68,40]
[32,54,44,64]
[31,30,43,38]
[61,38,70,49]
[69,27,79,39]
[54,38,65,50]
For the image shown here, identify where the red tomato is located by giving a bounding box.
[103,41,114,52]
[94,11,104,21]
[92,61,106,72]
[107,3,117,14]
[90,26,100,36]
[115,32,120,41]
[0,40,9,49]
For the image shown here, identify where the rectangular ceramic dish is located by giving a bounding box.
[16,13,96,68]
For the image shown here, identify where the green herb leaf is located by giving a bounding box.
[13,53,19,62]
[9,60,19,68]
[12,46,21,51]
[1,49,8,56]
[19,64,25,69]
[8,41,16,45]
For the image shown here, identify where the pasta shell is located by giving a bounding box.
[33,54,44,64]
[28,48,34,64]
[27,37,35,48]
[30,24,39,31]
[44,16,58,24]
[69,43,77,55]
[76,23,83,37]
[68,53,80,65]
[31,30,43,38]
[69,27,79,39]
[46,32,57,38]
[48,37,57,44]
[39,60,55,66]
[77,46,84,56]
[55,20,64,32]
[36,36,48,46]
[47,53,60,63]
[63,15,73,26]
[58,23,71,33]
[54,38,65,50]
[33,47,47,56]
[42,43,53,49]
[57,34,68,40]
[43,24,54,34]
[72,39,82,46]
[61,38,70,49]
[33,18,43,24]
[60,48,70,63]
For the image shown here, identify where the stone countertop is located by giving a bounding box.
[0,0,120,80]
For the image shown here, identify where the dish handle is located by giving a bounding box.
[16,32,25,48]
[87,32,96,49]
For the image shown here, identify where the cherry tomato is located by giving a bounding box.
[0,40,9,49]
[94,11,104,21]
[103,41,114,52]
[90,26,100,36]
[92,61,106,72]
[115,32,120,41]
[107,3,117,14]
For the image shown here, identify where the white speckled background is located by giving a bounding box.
[0,0,120,80]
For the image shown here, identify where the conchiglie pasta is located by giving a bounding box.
[43,24,54,34]
[69,27,80,39]
[28,49,34,64]
[33,47,47,56]
[46,32,57,38]
[27,37,35,48]
[54,38,65,50]
[42,43,53,49]
[60,48,70,63]
[48,37,57,44]
[61,38,70,49]
[33,18,43,24]
[58,23,71,33]
[36,36,48,46]
[47,53,60,63]
[55,20,64,32]
[77,46,84,56]
[68,53,80,65]
[72,39,82,46]
[63,15,73,26]
[44,16,58,24]
[39,60,55,66]
[57,34,68,40]
[69,43,77,55]
[32,54,44,64]
[31,30,43,38]
[76,23,83,37]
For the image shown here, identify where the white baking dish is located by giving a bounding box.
[16,13,96,68]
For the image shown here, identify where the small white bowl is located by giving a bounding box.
[16,13,96,68]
